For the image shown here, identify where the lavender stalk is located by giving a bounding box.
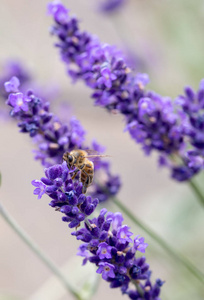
[32,162,164,299]
[48,1,204,186]
[0,201,82,299]
[188,180,204,207]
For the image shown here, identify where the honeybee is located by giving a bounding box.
[63,149,109,194]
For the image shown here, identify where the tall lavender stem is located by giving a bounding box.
[4,76,163,298]
[0,201,82,300]
[188,180,204,207]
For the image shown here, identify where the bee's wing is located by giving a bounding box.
[83,149,111,161]
[83,149,99,162]
[84,154,111,162]
[85,149,99,155]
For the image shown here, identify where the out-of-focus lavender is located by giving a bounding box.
[4,77,120,201]
[0,60,31,119]
[98,0,126,14]
[0,60,31,99]
[48,1,204,182]
[0,60,61,120]
[32,162,164,299]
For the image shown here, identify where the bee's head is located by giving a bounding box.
[63,152,74,168]
[68,155,73,165]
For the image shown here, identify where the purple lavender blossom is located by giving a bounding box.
[32,180,46,199]
[5,77,120,201]
[77,243,91,265]
[96,242,112,259]
[96,262,115,280]
[49,2,204,182]
[6,92,30,113]
[33,162,163,299]
[0,60,31,119]
[108,211,124,230]
[47,1,69,24]
[4,76,20,93]
[117,225,133,244]
[97,66,117,89]
[134,235,148,253]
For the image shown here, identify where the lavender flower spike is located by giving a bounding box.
[49,1,204,182]
[5,77,121,202]
[33,162,164,299]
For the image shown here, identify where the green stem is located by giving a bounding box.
[0,202,82,300]
[134,281,144,299]
[112,197,204,284]
[189,180,204,208]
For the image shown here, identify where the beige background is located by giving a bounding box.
[0,0,204,299]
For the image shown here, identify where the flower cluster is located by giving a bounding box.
[32,162,99,227]
[174,81,204,178]
[49,1,204,181]
[32,162,164,299]
[4,77,120,201]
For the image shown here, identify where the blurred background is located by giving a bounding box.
[0,0,204,299]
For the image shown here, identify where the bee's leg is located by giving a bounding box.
[70,168,80,180]
[82,185,87,194]
[70,165,85,181]
[79,164,85,170]
[77,164,87,184]
[82,171,91,194]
